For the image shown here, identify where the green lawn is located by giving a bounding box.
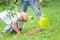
[0,0,60,40]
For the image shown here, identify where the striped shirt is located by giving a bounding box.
[0,10,20,24]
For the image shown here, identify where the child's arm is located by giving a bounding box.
[12,22,20,34]
[12,15,20,34]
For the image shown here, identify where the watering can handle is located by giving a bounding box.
[40,14,48,18]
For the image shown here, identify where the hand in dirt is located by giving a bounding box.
[26,28,41,36]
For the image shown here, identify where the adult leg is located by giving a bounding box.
[29,0,41,20]
[20,1,29,12]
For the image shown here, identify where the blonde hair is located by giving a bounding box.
[18,12,29,22]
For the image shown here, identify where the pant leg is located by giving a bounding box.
[29,0,41,20]
[2,24,12,33]
[20,1,29,12]
[18,21,24,29]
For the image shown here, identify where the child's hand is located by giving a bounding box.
[39,0,43,4]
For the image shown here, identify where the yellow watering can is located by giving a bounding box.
[39,14,49,29]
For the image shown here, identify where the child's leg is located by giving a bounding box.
[2,24,12,33]
[18,21,24,29]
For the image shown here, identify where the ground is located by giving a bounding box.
[0,0,60,40]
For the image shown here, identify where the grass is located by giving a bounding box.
[0,0,60,40]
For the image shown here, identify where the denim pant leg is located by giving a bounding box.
[2,24,12,33]
[29,0,41,20]
[20,1,29,12]
[18,21,24,29]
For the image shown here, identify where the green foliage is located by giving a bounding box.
[0,0,21,12]
[0,0,12,5]
[0,0,15,11]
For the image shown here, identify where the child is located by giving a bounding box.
[0,10,28,34]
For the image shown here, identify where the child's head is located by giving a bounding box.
[19,12,29,22]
